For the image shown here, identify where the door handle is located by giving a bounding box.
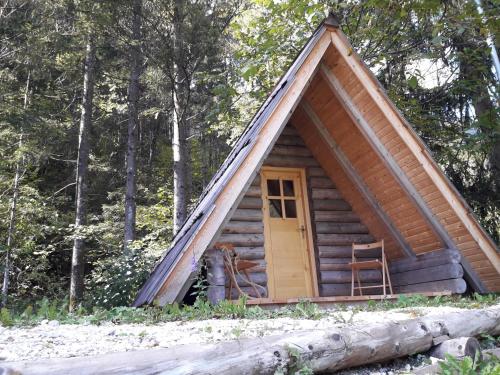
[299,225,306,239]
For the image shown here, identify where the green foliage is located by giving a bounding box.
[290,300,323,320]
[439,352,500,375]
[0,308,13,327]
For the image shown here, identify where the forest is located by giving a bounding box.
[0,0,498,311]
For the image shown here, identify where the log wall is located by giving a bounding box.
[205,124,467,301]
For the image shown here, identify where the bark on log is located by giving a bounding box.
[223,221,264,234]
[311,188,342,200]
[389,249,461,274]
[391,264,463,287]
[217,234,264,247]
[234,247,265,260]
[314,211,360,222]
[264,155,319,167]
[315,222,369,234]
[429,337,481,360]
[320,270,382,284]
[394,279,466,294]
[313,199,351,211]
[225,272,267,287]
[271,145,312,157]
[320,283,380,296]
[317,234,374,246]
[231,209,262,222]
[319,246,375,258]
[309,176,335,188]
[3,306,500,375]
[275,134,305,146]
[244,185,261,197]
[307,167,327,177]
[238,197,262,210]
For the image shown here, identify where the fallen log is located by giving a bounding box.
[429,337,481,360]
[3,306,500,375]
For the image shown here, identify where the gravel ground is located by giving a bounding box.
[0,305,481,373]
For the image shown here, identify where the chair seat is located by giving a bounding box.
[349,260,383,270]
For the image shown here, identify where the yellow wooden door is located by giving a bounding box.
[261,168,315,299]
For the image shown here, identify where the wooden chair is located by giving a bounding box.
[215,243,263,299]
[349,240,393,296]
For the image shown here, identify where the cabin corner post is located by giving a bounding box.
[206,248,225,304]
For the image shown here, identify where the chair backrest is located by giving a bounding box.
[352,240,384,260]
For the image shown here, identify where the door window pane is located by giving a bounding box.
[267,179,280,196]
[269,199,282,218]
[284,199,297,218]
[282,180,295,196]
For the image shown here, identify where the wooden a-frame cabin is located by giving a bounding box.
[134,14,500,307]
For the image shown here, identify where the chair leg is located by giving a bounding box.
[356,270,363,296]
[382,263,386,297]
[384,258,393,295]
[351,268,355,296]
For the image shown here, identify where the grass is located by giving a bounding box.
[1,293,498,328]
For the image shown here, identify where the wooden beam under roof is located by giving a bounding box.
[319,63,488,293]
[301,102,415,259]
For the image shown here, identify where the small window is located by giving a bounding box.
[267,179,280,196]
[269,199,282,218]
[282,180,295,196]
[284,199,297,218]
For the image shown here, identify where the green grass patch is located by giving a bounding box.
[0,293,498,328]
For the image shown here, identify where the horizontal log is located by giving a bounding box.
[5,306,500,374]
[281,126,298,136]
[244,185,261,197]
[315,222,369,234]
[429,337,481,360]
[392,264,463,287]
[207,286,225,304]
[320,263,352,271]
[320,283,381,296]
[234,247,265,260]
[309,176,335,188]
[389,248,461,274]
[313,199,351,211]
[394,278,466,294]
[217,234,264,247]
[223,221,264,234]
[319,246,379,258]
[307,167,327,177]
[314,211,360,222]
[275,134,305,146]
[251,175,261,186]
[228,285,268,299]
[271,145,312,157]
[231,209,262,222]
[225,272,267,287]
[319,257,352,264]
[317,234,375,246]
[263,155,319,168]
[321,270,382,284]
[238,197,262,209]
[311,188,342,200]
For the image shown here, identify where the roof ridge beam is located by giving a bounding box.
[301,102,415,259]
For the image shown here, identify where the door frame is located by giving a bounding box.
[260,166,319,298]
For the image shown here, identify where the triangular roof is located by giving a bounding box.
[134,14,499,306]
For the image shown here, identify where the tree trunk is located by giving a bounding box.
[69,39,96,311]
[171,0,189,235]
[1,72,29,308]
[1,136,23,308]
[3,305,500,374]
[124,0,143,252]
